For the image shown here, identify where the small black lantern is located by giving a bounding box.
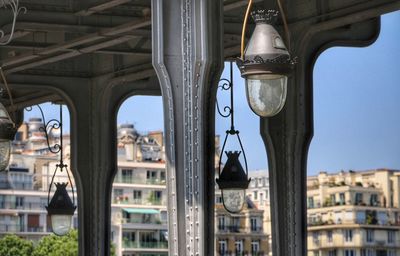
[216,151,250,213]
[46,182,76,236]
[216,62,251,213]
[27,104,76,236]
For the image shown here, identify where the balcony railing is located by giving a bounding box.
[122,218,165,225]
[113,198,166,206]
[123,240,168,249]
[0,201,45,210]
[0,224,22,232]
[114,177,166,185]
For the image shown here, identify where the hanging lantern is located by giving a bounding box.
[26,104,76,236]
[0,102,16,171]
[216,151,250,213]
[237,9,295,117]
[216,62,251,213]
[46,182,76,236]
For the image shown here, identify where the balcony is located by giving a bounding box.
[0,201,45,210]
[0,224,22,232]
[114,177,166,185]
[122,240,168,249]
[122,218,165,225]
[113,198,166,206]
[216,225,246,233]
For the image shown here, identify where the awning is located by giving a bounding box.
[122,208,160,214]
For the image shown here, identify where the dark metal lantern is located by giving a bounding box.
[216,62,251,214]
[216,151,250,189]
[46,183,76,215]
[27,104,76,236]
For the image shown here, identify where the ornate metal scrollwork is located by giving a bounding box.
[216,61,249,175]
[216,78,233,118]
[0,0,27,45]
[25,105,61,154]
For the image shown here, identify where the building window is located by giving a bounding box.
[366,229,374,243]
[388,230,395,244]
[344,250,355,256]
[114,189,123,198]
[312,232,319,245]
[369,194,378,206]
[235,240,243,255]
[313,251,319,256]
[15,196,24,208]
[355,193,363,205]
[121,169,133,182]
[327,230,333,243]
[253,191,258,200]
[308,197,314,209]
[250,217,259,231]
[344,229,353,242]
[216,195,223,204]
[330,194,336,205]
[362,249,374,256]
[218,240,227,255]
[231,217,240,232]
[251,240,260,254]
[265,190,269,201]
[160,171,166,182]
[218,216,225,231]
[328,250,336,256]
[133,190,142,203]
[388,250,396,256]
[339,193,345,205]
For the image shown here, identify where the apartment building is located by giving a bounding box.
[246,171,271,236]
[307,170,400,256]
[0,120,168,256]
[215,195,270,256]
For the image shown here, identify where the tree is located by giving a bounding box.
[32,229,116,256]
[32,230,78,256]
[0,234,34,256]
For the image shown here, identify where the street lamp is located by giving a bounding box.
[237,9,295,117]
[28,104,76,236]
[0,102,16,171]
[216,62,251,213]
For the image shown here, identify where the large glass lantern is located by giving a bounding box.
[217,151,250,213]
[46,183,76,236]
[237,9,295,117]
[0,102,16,171]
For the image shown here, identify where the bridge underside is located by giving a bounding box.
[0,0,399,255]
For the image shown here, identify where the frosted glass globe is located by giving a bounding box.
[51,215,72,236]
[0,140,10,171]
[245,74,287,117]
[222,189,245,213]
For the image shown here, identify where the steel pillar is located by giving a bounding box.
[260,16,380,256]
[152,0,223,255]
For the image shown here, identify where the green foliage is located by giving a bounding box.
[0,234,34,256]
[32,229,78,256]
[0,230,116,256]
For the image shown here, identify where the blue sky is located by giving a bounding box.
[24,11,400,176]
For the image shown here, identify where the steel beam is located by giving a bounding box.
[152,0,223,255]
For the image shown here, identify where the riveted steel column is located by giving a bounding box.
[152,0,223,255]
[260,17,380,256]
